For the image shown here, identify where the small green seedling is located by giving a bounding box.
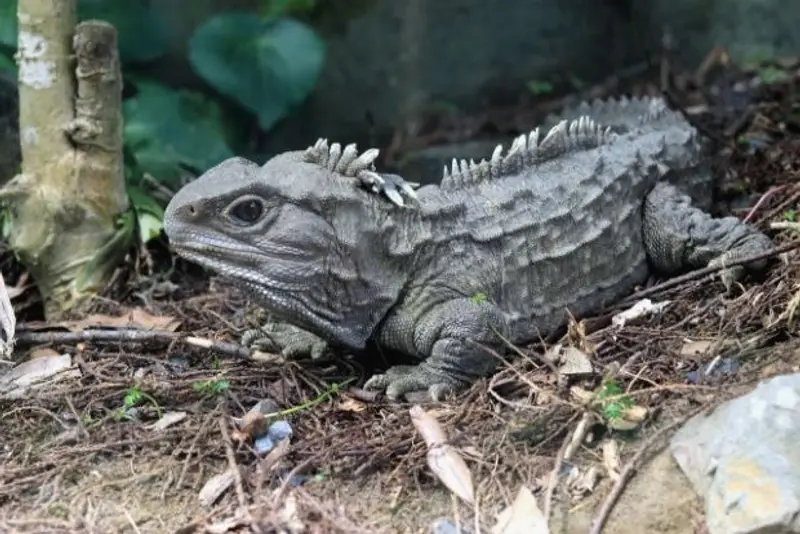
[192,378,231,396]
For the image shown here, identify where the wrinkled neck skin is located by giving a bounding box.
[237,200,426,350]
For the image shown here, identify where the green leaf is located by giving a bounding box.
[261,0,319,18]
[123,80,234,185]
[0,51,16,80]
[127,184,165,244]
[188,12,325,131]
[0,0,15,49]
[78,0,168,63]
[0,1,168,62]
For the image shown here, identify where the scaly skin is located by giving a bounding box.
[163,96,773,401]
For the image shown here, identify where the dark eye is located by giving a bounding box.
[229,198,264,224]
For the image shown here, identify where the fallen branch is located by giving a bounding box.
[616,239,800,307]
[13,328,252,359]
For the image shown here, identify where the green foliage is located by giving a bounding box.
[0,0,169,62]
[192,378,231,397]
[261,0,319,18]
[0,52,15,79]
[78,0,169,63]
[127,185,165,244]
[122,80,235,186]
[470,292,488,304]
[114,385,162,421]
[0,0,330,249]
[595,379,634,422]
[188,11,325,131]
[0,1,15,49]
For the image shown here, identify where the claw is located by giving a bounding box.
[357,171,420,207]
[364,364,466,401]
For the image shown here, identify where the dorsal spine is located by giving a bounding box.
[440,115,616,189]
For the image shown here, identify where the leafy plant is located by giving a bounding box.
[193,378,231,397]
[77,0,169,63]
[0,0,330,250]
[261,0,319,18]
[188,11,325,131]
[595,379,634,422]
[114,385,162,421]
[122,79,235,187]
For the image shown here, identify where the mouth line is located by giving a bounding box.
[171,243,310,293]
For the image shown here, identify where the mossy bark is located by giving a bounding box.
[1,0,130,319]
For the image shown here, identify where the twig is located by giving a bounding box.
[13,328,252,359]
[744,185,785,223]
[771,221,800,232]
[616,239,800,306]
[544,412,593,523]
[587,402,713,534]
[219,415,248,509]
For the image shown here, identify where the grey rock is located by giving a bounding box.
[163,95,773,402]
[671,373,800,534]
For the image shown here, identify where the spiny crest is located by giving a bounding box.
[302,138,419,207]
[440,115,616,189]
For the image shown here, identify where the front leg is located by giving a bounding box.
[242,322,330,360]
[364,298,509,401]
[643,182,773,289]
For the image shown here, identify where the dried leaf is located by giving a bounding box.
[409,405,447,446]
[492,486,549,534]
[0,353,80,399]
[0,273,16,361]
[570,466,602,497]
[611,298,671,328]
[337,397,367,412]
[621,405,648,423]
[410,405,474,505]
[198,470,235,507]
[232,411,269,444]
[602,440,621,482]
[55,307,181,332]
[680,339,713,357]
[557,347,594,377]
[569,386,595,405]
[607,404,649,431]
[148,411,188,431]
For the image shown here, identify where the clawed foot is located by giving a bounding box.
[363,363,468,402]
[708,251,758,293]
[241,322,330,360]
[359,172,419,207]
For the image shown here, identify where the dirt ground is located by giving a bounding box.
[1,51,800,534]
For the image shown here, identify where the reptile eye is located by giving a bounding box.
[228,198,264,224]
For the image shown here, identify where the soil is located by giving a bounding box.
[1,51,799,534]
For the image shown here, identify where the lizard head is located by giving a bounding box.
[163,146,416,350]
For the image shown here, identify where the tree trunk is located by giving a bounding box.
[0,0,130,319]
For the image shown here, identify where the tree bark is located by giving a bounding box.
[0,0,130,318]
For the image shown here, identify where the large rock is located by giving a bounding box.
[670,373,800,534]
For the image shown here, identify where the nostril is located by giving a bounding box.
[185,203,199,218]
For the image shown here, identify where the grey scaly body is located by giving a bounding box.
[163,96,773,401]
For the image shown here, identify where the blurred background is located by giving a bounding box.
[0,0,797,190]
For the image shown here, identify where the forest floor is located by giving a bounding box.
[1,48,799,534]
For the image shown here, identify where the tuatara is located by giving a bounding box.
[163,96,772,401]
